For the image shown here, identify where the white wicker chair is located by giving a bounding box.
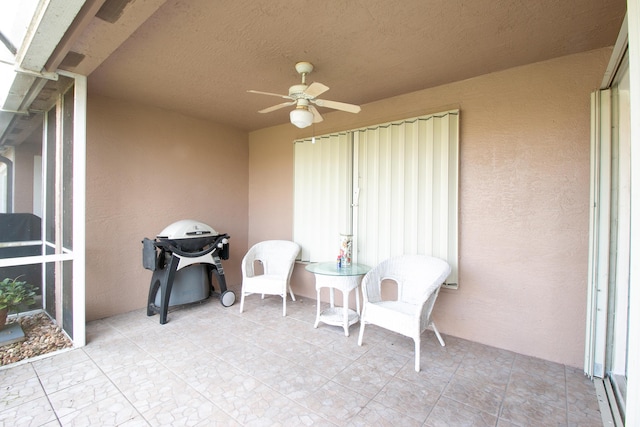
[357,255,451,372]
[239,240,300,316]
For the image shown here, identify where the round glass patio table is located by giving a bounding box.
[305,262,371,336]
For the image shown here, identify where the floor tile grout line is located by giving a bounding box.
[212,301,385,425]
[564,364,571,424]
[155,306,342,425]
[30,361,63,426]
[0,363,42,413]
[132,327,253,426]
[169,318,339,427]
[425,338,474,426]
[78,345,153,426]
[495,348,517,426]
[91,316,238,425]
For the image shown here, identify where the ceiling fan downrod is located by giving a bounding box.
[295,61,314,85]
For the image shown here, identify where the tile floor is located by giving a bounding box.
[1,295,603,426]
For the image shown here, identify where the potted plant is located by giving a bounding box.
[0,276,37,328]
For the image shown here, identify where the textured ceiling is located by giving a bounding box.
[70,0,626,132]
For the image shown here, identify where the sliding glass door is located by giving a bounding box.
[586,53,629,423]
[605,55,630,419]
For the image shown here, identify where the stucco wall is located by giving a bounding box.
[13,139,40,214]
[86,96,249,321]
[248,48,611,367]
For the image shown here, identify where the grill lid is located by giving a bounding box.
[156,219,218,240]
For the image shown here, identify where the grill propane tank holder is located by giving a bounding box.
[142,219,235,324]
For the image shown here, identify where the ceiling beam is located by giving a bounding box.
[45,0,107,72]
[1,0,87,145]
[15,0,87,72]
[61,0,169,76]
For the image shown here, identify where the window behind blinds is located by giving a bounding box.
[293,110,459,285]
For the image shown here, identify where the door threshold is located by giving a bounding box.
[594,377,624,426]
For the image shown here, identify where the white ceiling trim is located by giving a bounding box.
[2,0,87,111]
[15,0,86,72]
[601,13,629,90]
[1,0,86,142]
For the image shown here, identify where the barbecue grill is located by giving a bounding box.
[143,219,235,324]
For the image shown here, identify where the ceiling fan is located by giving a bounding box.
[248,62,361,128]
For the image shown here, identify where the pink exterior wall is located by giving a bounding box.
[13,139,40,213]
[86,96,248,321]
[247,48,611,367]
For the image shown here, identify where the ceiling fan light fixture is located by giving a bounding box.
[290,108,314,128]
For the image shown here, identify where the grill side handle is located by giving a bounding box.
[142,238,158,271]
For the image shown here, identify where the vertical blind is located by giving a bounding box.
[293,132,352,261]
[294,110,459,285]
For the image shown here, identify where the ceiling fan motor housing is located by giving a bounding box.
[289,84,309,98]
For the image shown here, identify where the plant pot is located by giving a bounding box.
[0,308,8,329]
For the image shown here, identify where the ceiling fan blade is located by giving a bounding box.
[314,98,361,114]
[303,82,329,98]
[309,105,324,123]
[258,101,296,113]
[247,89,292,100]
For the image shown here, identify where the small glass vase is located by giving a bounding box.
[339,234,352,267]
